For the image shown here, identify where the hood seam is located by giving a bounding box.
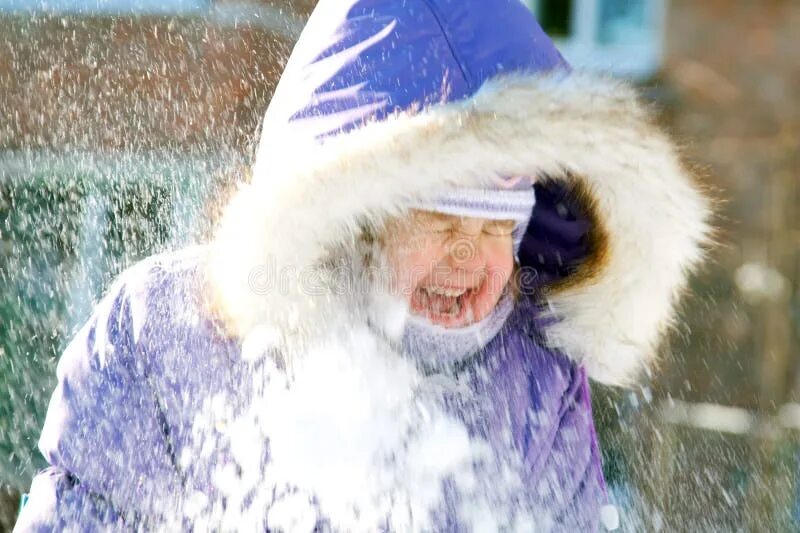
[419,0,475,93]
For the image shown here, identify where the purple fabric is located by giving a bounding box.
[522,181,597,291]
[16,249,606,531]
[261,0,567,141]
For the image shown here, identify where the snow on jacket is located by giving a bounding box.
[16,0,712,530]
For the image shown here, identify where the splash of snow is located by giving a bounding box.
[175,319,529,532]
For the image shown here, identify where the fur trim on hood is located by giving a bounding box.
[205,72,714,387]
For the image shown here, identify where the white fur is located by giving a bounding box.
[206,71,713,386]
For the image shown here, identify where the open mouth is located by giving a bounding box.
[409,279,487,327]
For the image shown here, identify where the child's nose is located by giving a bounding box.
[445,235,486,273]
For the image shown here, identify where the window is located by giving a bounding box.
[536,0,573,38]
[528,0,666,79]
[598,0,647,45]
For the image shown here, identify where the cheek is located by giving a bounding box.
[483,240,514,292]
[385,237,447,298]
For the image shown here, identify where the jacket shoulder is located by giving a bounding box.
[32,251,203,527]
[109,245,216,338]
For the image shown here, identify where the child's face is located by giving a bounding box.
[382,210,515,328]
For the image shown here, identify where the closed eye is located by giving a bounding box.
[422,220,455,234]
[482,220,515,236]
[413,211,457,233]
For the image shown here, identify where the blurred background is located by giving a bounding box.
[0,0,798,530]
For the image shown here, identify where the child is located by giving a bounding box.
[16,0,711,530]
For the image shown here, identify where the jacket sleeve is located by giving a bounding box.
[14,262,184,532]
[524,362,608,531]
[549,369,609,530]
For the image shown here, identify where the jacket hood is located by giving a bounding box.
[206,0,713,387]
[252,0,567,178]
